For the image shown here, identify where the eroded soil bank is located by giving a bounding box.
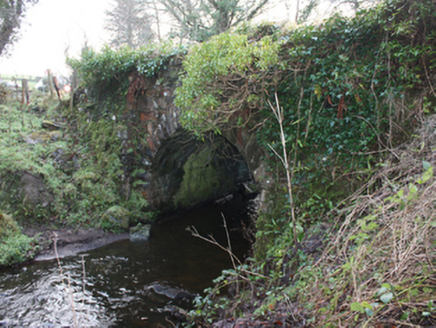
[25,227,129,261]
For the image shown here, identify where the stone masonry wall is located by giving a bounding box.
[125,58,265,213]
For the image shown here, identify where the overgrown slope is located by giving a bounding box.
[173,0,436,326]
[187,114,436,327]
[0,95,153,266]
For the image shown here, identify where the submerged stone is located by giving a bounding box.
[129,223,151,242]
[144,283,195,307]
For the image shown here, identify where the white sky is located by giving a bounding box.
[0,0,113,78]
[0,0,334,79]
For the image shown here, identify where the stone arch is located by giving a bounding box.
[126,62,266,213]
[147,130,253,213]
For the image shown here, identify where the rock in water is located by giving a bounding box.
[129,223,151,242]
[144,283,195,307]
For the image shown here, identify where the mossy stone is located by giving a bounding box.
[129,223,151,242]
[102,205,130,231]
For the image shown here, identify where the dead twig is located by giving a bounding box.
[53,233,78,328]
[267,93,297,244]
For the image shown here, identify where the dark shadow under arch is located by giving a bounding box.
[148,130,252,214]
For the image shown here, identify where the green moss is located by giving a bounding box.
[73,169,99,183]
[0,212,38,267]
[100,205,130,232]
[173,143,241,208]
[174,147,221,208]
[27,130,62,143]
[0,95,154,231]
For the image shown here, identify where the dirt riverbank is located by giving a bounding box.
[24,226,129,261]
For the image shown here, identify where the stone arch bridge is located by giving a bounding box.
[121,61,265,214]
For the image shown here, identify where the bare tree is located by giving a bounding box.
[106,0,154,49]
[297,0,320,23]
[147,0,163,41]
[157,0,271,42]
[0,0,38,56]
[296,0,380,23]
[330,0,380,14]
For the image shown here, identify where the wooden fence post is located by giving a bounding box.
[21,79,29,106]
[52,76,61,100]
[47,69,54,98]
[69,70,78,111]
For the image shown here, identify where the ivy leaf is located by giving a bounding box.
[314,84,323,100]
[423,161,432,170]
[418,167,433,184]
[400,311,410,320]
[377,286,388,296]
[409,288,419,297]
[351,302,364,313]
[382,283,393,290]
[365,308,374,316]
[380,292,394,304]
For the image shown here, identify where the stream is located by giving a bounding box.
[0,197,252,327]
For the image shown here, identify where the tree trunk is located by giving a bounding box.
[0,0,24,56]
[295,0,300,24]
[151,0,162,41]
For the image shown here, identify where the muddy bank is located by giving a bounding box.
[24,227,129,261]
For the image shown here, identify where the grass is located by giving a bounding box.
[304,116,436,327]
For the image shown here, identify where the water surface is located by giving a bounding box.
[0,199,251,327]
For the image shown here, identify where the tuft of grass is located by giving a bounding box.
[0,233,39,267]
[302,115,436,327]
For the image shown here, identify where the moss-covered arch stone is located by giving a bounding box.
[148,130,252,213]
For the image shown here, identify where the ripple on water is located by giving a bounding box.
[0,261,116,327]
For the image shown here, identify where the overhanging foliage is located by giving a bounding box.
[176,0,436,185]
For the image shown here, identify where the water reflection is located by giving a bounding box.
[0,200,251,327]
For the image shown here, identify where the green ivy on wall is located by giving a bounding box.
[69,42,186,114]
[175,0,436,203]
